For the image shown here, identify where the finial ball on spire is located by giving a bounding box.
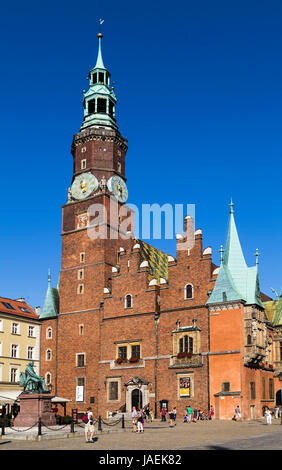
[97,32,103,38]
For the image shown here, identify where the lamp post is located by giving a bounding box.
[154,285,161,420]
[138,381,142,411]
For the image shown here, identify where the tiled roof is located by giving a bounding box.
[0,297,38,320]
[136,239,168,285]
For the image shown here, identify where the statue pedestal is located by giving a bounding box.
[14,393,56,427]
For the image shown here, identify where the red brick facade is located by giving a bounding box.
[39,50,278,421]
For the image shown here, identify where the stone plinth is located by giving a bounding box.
[14,393,56,427]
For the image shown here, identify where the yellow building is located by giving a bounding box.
[0,297,41,408]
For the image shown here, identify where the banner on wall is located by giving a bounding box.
[179,377,191,397]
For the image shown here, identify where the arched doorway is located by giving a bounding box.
[132,388,142,410]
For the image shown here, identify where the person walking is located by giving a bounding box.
[161,407,167,422]
[210,405,214,420]
[132,406,138,433]
[193,407,198,423]
[265,407,272,425]
[173,407,177,425]
[168,409,176,427]
[137,409,144,432]
[187,405,193,423]
[234,405,241,421]
[274,406,280,419]
[84,407,95,443]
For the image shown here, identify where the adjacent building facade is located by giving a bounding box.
[39,33,280,420]
[0,297,41,404]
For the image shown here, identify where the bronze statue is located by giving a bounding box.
[20,361,49,394]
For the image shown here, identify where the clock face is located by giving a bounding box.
[107,176,128,203]
[71,173,98,200]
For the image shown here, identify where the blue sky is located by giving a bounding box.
[0,0,281,308]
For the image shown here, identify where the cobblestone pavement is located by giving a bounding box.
[1,418,282,450]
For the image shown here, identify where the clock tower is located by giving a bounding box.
[60,32,133,315]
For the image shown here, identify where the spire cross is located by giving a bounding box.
[255,248,260,265]
[48,268,51,285]
[219,245,224,262]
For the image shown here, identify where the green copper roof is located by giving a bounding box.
[207,202,264,309]
[40,271,59,320]
[80,33,118,131]
[94,33,105,70]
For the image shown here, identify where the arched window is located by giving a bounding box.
[46,349,52,361]
[46,327,52,339]
[184,284,193,300]
[247,334,252,345]
[46,372,51,385]
[125,294,133,309]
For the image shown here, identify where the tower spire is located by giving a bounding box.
[81,22,118,131]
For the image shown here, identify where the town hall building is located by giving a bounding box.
[39,33,281,420]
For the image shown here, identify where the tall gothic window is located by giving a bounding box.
[179,335,193,354]
[184,284,193,299]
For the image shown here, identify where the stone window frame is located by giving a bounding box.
[46,327,52,339]
[79,324,84,336]
[77,284,84,295]
[184,284,194,300]
[81,159,87,170]
[106,377,121,403]
[78,269,84,281]
[177,372,194,399]
[80,252,86,263]
[46,349,52,361]
[45,372,52,385]
[172,329,200,357]
[179,335,194,354]
[76,352,86,368]
[115,341,142,361]
[124,294,133,309]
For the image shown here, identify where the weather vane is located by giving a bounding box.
[99,18,104,33]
